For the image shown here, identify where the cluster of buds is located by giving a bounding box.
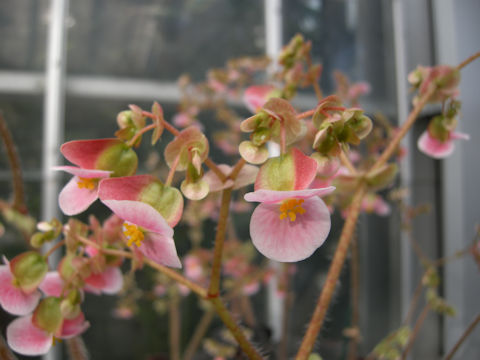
[409,65,469,159]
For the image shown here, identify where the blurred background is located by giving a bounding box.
[0,0,479,359]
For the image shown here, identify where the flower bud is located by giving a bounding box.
[96,142,138,177]
[181,178,209,200]
[311,153,340,178]
[239,141,269,164]
[427,115,450,142]
[10,251,48,293]
[366,163,398,191]
[32,297,63,334]
[254,148,317,191]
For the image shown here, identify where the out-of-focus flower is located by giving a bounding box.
[417,130,469,159]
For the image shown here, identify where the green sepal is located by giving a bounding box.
[33,297,63,334]
[10,251,48,293]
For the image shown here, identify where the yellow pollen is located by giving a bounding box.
[278,198,306,222]
[123,222,144,247]
[76,177,96,190]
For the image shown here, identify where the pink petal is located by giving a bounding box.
[249,197,331,262]
[39,271,64,297]
[0,266,41,316]
[417,131,454,159]
[451,131,470,140]
[53,166,111,178]
[101,200,173,237]
[292,148,318,190]
[139,232,182,268]
[84,267,123,295]
[233,164,259,189]
[60,312,90,339]
[245,187,336,204]
[61,138,120,169]
[98,175,155,201]
[58,176,99,215]
[7,315,52,356]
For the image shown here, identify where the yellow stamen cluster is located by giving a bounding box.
[123,223,144,247]
[76,177,96,190]
[279,198,306,222]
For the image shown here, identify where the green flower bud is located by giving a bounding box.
[10,251,48,293]
[33,297,63,334]
[428,115,450,142]
[95,142,138,177]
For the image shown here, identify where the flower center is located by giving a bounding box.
[76,177,97,190]
[278,198,306,222]
[123,222,144,247]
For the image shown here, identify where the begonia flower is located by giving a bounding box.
[0,253,48,316]
[84,267,123,295]
[98,176,183,268]
[244,148,335,262]
[0,264,41,316]
[417,130,469,159]
[7,310,89,356]
[54,138,138,215]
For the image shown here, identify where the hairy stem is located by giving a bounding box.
[295,184,367,360]
[443,313,480,360]
[208,188,233,296]
[210,297,263,359]
[347,235,360,360]
[340,149,358,175]
[0,112,27,213]
[76,236,207,298]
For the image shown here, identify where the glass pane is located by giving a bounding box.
[0,0,49,71]
[67,0,265,80]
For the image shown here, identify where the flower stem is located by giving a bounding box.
[204,158,228,183]
[210,296,263,359]
[75,236,208,298]
[456,51,480,70]
[208,188,233,297]
[369,86,436,173]
[296,109,315,120]
[340,149,358,175]
[65,337,89,360]
[126,123,156,147]
[295,183,367,360]
[401,304,430,359]
[183,309,215,360]
[347,235,360,360]
[44,239,66,259]
[165,153,181,187]
[0,112,27,214]
[443,313,480,360]
[142,110,180,136]
[169,290,181,360]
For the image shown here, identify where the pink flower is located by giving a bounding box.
[7,313,89,356]
[244,187,335,262]
[417,130,469,159]
[0,264,41,316]
[54,138,138,215]
[98,176,182,268]
[245,148,335,262]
